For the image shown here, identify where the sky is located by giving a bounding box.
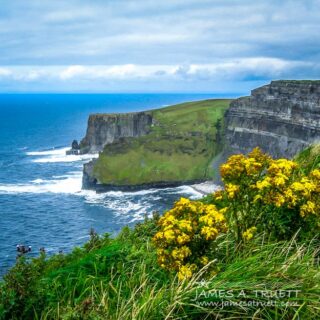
[0,0,319,94]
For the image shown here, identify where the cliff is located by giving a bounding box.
[225,80,320,158]
[81,99,231,190]
[79,112,153,153]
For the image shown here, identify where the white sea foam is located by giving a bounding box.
[31,178,45,184]
[26,147,98,163]
[166,185,204,199]
[1,149,218,224]
[26,148,70,156]
[189,182,221,196]
[0,173,83,194]
[34,154,98,163]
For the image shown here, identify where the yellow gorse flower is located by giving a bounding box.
[225,183,239,199]
[242,226,257,241]
[153,198,227,280]
[154,148,320,281]
[200,256,209,265]
[300,201,316,217]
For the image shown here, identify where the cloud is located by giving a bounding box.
[59,65,87,80]
[1,58,316,85]
[0,67,11,77]
[43,8,97,23]
[0,0,319,92]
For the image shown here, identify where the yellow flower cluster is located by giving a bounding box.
[153,198,227,280]
[242,226,257,241]
[214,148,319,241]
[225,183,240,199]
[220,147,270,182]
[255,160,320,217]
[154,148,320,279]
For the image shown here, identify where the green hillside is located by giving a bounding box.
[1,145,319,319]
[92,99,231,186]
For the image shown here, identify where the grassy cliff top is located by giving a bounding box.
[295,144,320,171]
[92,99,231,186]
[88,98,230,117]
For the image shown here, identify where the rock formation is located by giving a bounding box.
[78,99,230,190]
[79,112,153,153]
[66,140,81,155]
[74,80,320,191]
[225,80,320,158]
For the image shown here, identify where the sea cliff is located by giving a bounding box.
[79,99,230,190]
[79,112,153,153]
[74,80,320,191]
[225,80,320,158]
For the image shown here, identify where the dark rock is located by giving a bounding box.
[82,159,98,189]
[66,149,80,155]
[79,112,153,153]
[82,176,206,193]
[224,80,320,158]
[72,140,80,150]
[66,140,81,155]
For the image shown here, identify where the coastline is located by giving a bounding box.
[189,181,220,195]
[83,178,211,193]
[82,176,220,196]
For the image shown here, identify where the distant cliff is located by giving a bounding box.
[79,99,230,190]
[79,112,153,153]
[225,80,320,158]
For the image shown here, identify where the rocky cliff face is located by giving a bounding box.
[80,112,153,153]
[79,99,230,190]
[225,80,320,158]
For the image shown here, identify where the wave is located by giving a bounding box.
[33,154,98,163]
[31,179,45,184]
[26,147,98,163]
[26,147,70,156]
[0,179,213,201]
[0,165,217,223]
[0,173,83,194]
[80,184,213,223]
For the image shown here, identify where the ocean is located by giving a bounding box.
[0,93,220,276]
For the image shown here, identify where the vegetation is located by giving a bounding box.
[92,99,231,185]
[1,146,319,319]
[153,198,227,280]
[153,147,320,282]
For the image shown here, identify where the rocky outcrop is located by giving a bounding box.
[82,160,97,189]
[79,112,153,153]
[66,140,81,155]
[79,99,230,191]
[225,80,320,158]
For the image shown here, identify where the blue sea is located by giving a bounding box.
[0,93,221,276]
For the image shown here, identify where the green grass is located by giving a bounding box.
[1,145,320,319]
[92,99,231,185]
[295,144,320,173]
[1,218,319,320]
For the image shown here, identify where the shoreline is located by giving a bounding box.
[189,181,220,195]
[83,179,220,195]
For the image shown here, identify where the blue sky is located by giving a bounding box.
[0,0,319,94]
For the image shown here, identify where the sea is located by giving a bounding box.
[0,93,222,276]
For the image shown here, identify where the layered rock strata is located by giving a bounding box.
[225,80,320,158]
[76,112,153,154]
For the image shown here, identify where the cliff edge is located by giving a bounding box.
[225,80,320,158]
[80,112,153,154]
[80,99,231,190]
